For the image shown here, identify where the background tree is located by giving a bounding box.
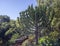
[0,15,10,23]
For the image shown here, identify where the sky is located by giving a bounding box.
[0,0,37,20]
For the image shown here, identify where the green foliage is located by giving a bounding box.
[39,36,54,46]
[9,20,16,28]
[5,28,15,35]
[9,33,20,43]
[49,31,59,40]
[38,30,60,46]
[0,16,22,46]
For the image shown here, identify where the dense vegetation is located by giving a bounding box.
[0,0,60,46]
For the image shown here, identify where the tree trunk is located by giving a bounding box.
[35,12,39,45]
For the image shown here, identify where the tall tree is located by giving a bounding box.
[19,5,52,45]
[19,0,60,45]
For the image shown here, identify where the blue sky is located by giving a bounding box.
[0,0,37,20]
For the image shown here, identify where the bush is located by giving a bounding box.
[38,35,60,46]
